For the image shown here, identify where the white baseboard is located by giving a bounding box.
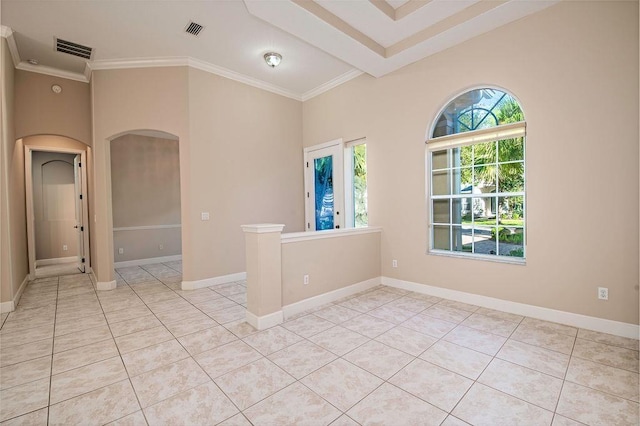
[282,277,380,320]
[114,255,182,269]
[0,275,29,313]
[182,272,246,291]
[13,275,28,309]
[89,268,116,291]
[246,310,284,330]
[382,276,640,340]
[96,279,117,291]
[0,301,13,313]
[35,257,77,267]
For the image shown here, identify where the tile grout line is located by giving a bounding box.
[112,265,249,420]
[3,267,637,425]
[94,274,149,423]
[46,275,60,426]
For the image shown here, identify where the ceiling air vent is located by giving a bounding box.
[55,38,93,60]
[185,21,204,37]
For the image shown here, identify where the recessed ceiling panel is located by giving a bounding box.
[245,0,560,78]
[2,0,560,99]
[315,0,480,47]
[386,0,411,9]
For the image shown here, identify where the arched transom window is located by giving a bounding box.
[427,88,526,261]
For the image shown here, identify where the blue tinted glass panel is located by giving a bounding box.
[314,155,334,230]
[432,89,524,138]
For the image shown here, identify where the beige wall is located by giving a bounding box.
[302,1,639,324]
[91,66,190,282]
[0,36,27,305]
[244,228,283,317]
[111,134,181,227]
[113,227,182,263]
[281,231,381,306]
[32,151,78,260]
[93,66,303,283]
[111,134,181,262]
[15,70,91,145]
[23,135,91,270]
[186,67,304,282]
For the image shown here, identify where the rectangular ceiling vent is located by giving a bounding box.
[55,38,93,60]
[185,21,204,37]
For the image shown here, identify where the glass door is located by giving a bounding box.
[305,143,343,231]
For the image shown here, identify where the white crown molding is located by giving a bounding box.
[187,57,302,101]
[16,62,89,83]
[89,56,303,101]
[89,56,189,71]
[301,69,364,101]
[2,26,20,68]
[245,0,560,78]
[83,63,92,82]
[1,25,13,39]
[88,56,362,101]
[4,36,359,101]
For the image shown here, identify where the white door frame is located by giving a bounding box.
[303,139,344,231]
[73,154,85,273]
[24,145,90,279]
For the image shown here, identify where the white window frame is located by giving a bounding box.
[304,139,344,231]
[426,122,527,264]
[303,137,369,232]
[344,137,367,229]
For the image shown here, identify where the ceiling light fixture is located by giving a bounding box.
[263,52,282,68]
[27,59,39,65]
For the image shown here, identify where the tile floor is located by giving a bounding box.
[0,261,638,425]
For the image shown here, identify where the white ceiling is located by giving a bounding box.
[0,0,559,101]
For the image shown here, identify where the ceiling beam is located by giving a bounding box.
[292,0,386,57]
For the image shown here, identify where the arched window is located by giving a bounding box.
[427,88,526,261]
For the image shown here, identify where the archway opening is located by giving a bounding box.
[23,134,91,278]
[109,130,182,280]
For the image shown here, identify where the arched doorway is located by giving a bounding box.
[23,135,91,278]
[108,130,182,280]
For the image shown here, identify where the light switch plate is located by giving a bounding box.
[201,212,210,221]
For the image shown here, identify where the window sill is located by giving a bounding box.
[428,249,526,265]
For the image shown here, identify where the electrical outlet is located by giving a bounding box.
[598,287,608,300]
[62,244,68,251]
[118,248,124,255]
[159,244,164,250]
[201,212,210,221]
[303,274,309,285]
[392,259,398,268]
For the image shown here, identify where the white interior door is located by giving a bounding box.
[304,142,344,231]
[73,154,85,273]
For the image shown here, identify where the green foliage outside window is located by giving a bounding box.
[353,144,368,228]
